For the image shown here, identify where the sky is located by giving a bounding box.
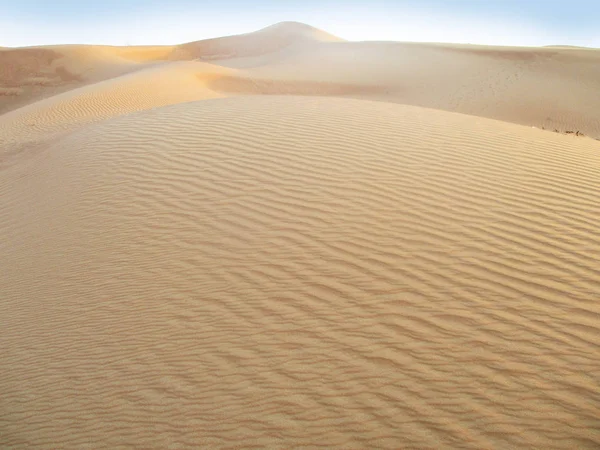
[1,0,599,48]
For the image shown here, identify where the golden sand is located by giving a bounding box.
[1,22,599,449]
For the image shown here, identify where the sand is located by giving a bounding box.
[1,22,599,449]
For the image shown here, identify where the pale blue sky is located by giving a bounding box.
[2,0,599,48]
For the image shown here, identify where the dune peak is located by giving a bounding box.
[256,21,342,41]
[259,21,321,32]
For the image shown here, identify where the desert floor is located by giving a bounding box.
[1,22,599,448]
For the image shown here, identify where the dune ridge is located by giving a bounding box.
[0,22,340,114]
[0,61,238,152]
[1,22,600,449]
[2,23,600,137]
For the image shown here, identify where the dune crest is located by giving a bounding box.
[170,21,342,61]
[0,61,238,151]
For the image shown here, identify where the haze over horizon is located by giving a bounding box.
[2,0,599,48]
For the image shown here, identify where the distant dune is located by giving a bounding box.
[0,22,341,115]
[544,44,594,49]
[1,22,599,449]
[2,22,600,139]
[172,21,343,61]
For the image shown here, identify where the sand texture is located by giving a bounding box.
[1,22,600,449]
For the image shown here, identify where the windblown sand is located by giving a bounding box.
[1,22,599,449]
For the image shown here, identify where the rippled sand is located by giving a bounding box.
[1,22,600,449]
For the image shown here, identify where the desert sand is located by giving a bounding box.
[1,22,599,449]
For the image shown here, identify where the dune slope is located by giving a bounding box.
[0,22,340,115]
[1,97,599,449]
[171,21,342,61]
[239,41,600,138]
[3,23,600,139]
[0,61,237,149]
[0,44,168,114]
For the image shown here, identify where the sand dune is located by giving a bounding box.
[3,34,600,138]
[171,21,342,61]
[3,21,600,137]
[0,45,165,115]
[239,40,600,137]
[1,22,600,449]
[0,22,339,115]
[2,96,600,448]
[0,61,237,150]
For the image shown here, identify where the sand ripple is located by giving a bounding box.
[1,97,599,448]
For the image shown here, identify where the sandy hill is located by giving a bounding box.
[0,22,340,115]
[2,25,600,138]
[237,40,600,137]
[172,21,343,60]
[0,44,173,114]
[1,22,599,450]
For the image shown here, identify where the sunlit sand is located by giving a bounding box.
[1,22,599,449]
